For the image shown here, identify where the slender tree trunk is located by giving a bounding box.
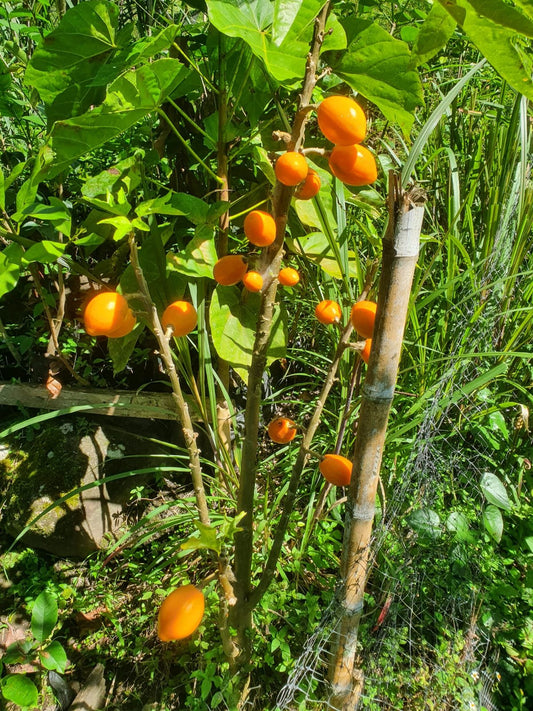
[328,175,425,709]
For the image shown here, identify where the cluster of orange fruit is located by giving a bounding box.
[315,298,376,364]
[83,292,198,340]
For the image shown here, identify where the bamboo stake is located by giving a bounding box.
[328,174,425,709]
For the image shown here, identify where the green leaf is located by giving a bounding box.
[181,521,221,554]
[108,324,141,374]
[410,2,457,67]
[207,0,313,82]
[23,240,67,265]
[24,0,121,126]
[437,0,533,100]
[31,591,58,643]
[98,216,133,241]
[209,286,287,383]
[167,226,218,279]
[81,154,143,200]
[39,640,68,673]
[18,199,72,236]
[219,511,246,542]
[0,243,24,298]
[328,18,424,134]
[136,192,210,224]
[0,166,5,212]
[292,231,358,279]
[406,508,442,540]
[480,472,511,511]
[120,232,170,313]
[33,59,192,180]
[483,504,504,542]
[446,511,474,542]
[0,674,39,707]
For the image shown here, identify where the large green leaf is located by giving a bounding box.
[0,243,24,298]
[24,0,120,125]
[406,508,442,540]
[209,286,287,382]
[167,225,218,279]
[0,675,39,707]
[33,59,192,180]
[410,2,457,67]
[483,504,504,542]
[207,0,317,82]
[437,0,533,100]
[136,192,210,224]
[31,591,58,643]
[480,471,511,511]
[327,18,424,134]
[39,640,68,673]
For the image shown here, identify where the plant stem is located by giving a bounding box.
[128,234,210,526]
[229,3,333,661]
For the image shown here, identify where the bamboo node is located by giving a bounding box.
[351,503,375,521]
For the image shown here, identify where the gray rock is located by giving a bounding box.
[0,417,173,557]
[69,664,106,711]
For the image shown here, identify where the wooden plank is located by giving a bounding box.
[0,382,190,420]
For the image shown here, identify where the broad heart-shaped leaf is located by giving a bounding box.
[480,472,511,511]
[0,674,39,707]
[167,225,218,279]
[24,0,120,126]
[33,59,192,181]
[437,0,533,100]
[327,18,424,135]
[210,286,287,383]
[271,0,327,46]
[406,508,442,540]
[410,2,457,67]
[17,198,72,236]
[31,591,58,643]
[0,243,24,298]
[39,640,68,673]
[81,154,143,200]
[483,504,504,543]
[207,0,311,82]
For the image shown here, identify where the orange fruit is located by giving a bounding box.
[157,585,205,642]
[315,300,342,325]
[317,96,366,146]
[361,338,372,364]
[213,255,247,286]
[244,210,276,247]
[350,300,377,339]
[328,144,377,186]
[319,454,353,487]
[161,301,198,337]
[275,152,308,186]
[83,292,136,338]
[243,271,263,293]
[294,169,321,200]
[278,267,300,287]
[267,416,297,444]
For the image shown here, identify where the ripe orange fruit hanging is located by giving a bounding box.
[161,301,198,337]
[243,271,263,293]
[319,454,353,487]
[350,300,377,339]
[361,338,372,364]
[317,96,367,146]
[315,300,342,325]
[157,585,205,642]
[244,210,276,247]
[83,292,136,338]
[275,152,308,186]
[213,255,247,286]
[294,169,321,200]
[278,267,300,287]
[328,144,377,186]
[267,416,297,444]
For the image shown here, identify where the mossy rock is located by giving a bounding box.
[0,417,170,557]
